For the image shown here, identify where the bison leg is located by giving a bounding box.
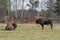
[41,24,44,30]
[50,23,53,29]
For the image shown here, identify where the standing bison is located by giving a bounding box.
[35,17,53,30]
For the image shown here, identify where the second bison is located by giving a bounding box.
[35,18,53,30]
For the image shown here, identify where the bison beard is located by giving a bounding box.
[35,18,53,30]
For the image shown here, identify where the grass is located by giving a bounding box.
[0,23,60,40]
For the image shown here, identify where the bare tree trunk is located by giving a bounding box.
[7,0,11,18]
[21,0,24,19]
[15,0,17,19]
[20,0,24,23]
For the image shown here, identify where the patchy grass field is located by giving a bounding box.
[0,23,60,40]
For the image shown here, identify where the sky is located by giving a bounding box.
[11,0,48,11]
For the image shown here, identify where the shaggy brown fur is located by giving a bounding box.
[5,20,17,30]
[35,18,53,30]
[5,22,14,30]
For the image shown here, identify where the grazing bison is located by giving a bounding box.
[5,20,17,30]
[35,18,53,30]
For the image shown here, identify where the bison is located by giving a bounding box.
[5,22,15,30]
[5,20,17,30]
[35,17,53,30]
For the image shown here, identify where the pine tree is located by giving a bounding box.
[46,0,55,17]
[55,0,60,15]
[0,0,8,17]
[27,0,39,17]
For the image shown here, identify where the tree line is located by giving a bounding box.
[0,0,60,22]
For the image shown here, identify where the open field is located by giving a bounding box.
[0,23,60,40]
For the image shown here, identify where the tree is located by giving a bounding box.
[27,0,39,17]
[46,0,55,17]
[0,0,8,17]
[21,0,24,19]
[27,0,39,10]
[15,0,17,19]
[55,0,60,16]
[54,0,60,22]
[7,0,11,17]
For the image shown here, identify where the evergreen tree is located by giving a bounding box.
[27,0,39,17]
[0,0,10,17]
[46,0,55,17]
[55,0,60,15]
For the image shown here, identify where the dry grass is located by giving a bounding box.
[0,23,60,40]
